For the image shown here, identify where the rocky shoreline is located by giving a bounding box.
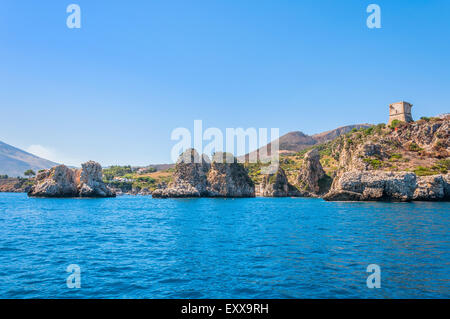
[28,161,115,198]
[323,171,450,202]
[1,117,449,202]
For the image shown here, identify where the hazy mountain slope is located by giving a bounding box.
[0,141,58,177]
[311,124,372,144]
[241,124,372,161]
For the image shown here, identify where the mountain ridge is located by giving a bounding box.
[0,141,59,177]
[240,123,372,161]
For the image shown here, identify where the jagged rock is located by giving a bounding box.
[324,171,417,201]
[296,149,326,194]
[28,165,78,197]
[444,174,450,198]
[258,166,306,197]
[152,149,210,198]
[413,175,447,201]
[153,150,255,198]
[28,161,115,198]
[78,161,115,197]
[361,143,383,157]
[206,153,255,197]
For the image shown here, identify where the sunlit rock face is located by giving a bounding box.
[259,166,305,197]
[152,150,255,198]
[28,161,115,198]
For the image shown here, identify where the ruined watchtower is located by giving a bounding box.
[388,101,413,125]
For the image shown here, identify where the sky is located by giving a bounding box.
[0,0,449,166]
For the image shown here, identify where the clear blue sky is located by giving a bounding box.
[1,0,449,166]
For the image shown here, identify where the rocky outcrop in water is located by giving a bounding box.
[413,174,450,201]
[322,117,450,201]
[206,153,255,197]
[324,171,417,201]
[323,171,449,202]
[152,150,255,198]
[77,161,116,197]
[151,149,210,198]
[296,149,329,195]
[28,161,115,198]
[258,166,305,197]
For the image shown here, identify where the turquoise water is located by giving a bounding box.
[0,192,448,299]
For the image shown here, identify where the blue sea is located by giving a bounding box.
[0,192,448,299]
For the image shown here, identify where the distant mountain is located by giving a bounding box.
[0,141,58,177]
[240,124,372,160]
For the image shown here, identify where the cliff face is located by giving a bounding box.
[152,149,210,198]
[296,149,328,194]
[324,171,418,201]
[206,153,255,197]
[28,161,115,198]
[152,150,255,198]
[324,117,450,201]
[258,166,304,197]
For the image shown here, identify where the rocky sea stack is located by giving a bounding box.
[257,166,304,197]
[28,161,115,198]
[152,149,255,198]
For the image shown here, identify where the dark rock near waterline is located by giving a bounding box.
[258,166,306,197]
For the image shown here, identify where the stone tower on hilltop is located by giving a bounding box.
[388,101,413,125]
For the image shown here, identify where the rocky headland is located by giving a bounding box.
[322,116,449,201]
[28,161,115,198]
[4,116,449,202]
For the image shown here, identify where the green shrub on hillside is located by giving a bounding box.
[103,165,133,180]
[431,159,450,174]
[374,123,385,134]
[363,158,383,169]
[390,119,402,129]
[363,127,374,136]
[414,166,437,176]
[389,153,403,161]
[409,142,422,152]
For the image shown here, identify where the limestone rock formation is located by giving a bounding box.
[324,171,417,202]
[152,149,210,198]
[323,117,450,201]
[28,161,115,198]
[296,149,328,194]
[78,161,115,197]
[206,153,255,197]
[28,165,78,197]
[325,171,450,202]
[152,150,255,198]
[413,174,449,201]
[258,166,305,197]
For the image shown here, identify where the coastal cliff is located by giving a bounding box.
[322,116,449,201]
[28,161,115,198]
[257,166,304,197]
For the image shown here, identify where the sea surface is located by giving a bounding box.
[0,192,448,299]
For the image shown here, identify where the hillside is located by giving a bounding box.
[0,141,58,177]
[240,124,371,161]
[243,116,449,194]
